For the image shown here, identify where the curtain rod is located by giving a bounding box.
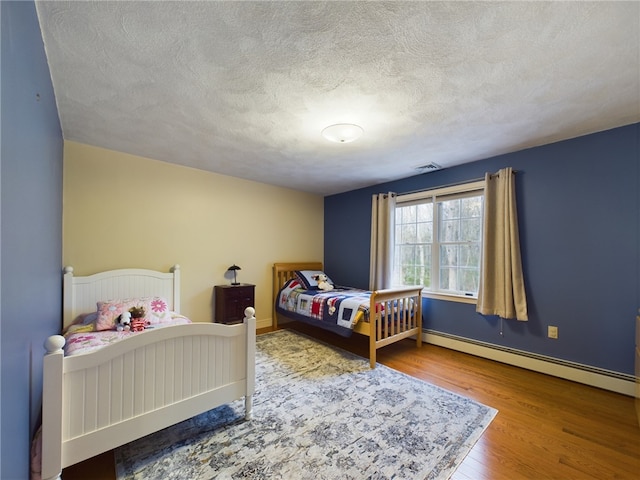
[397,169,518,197]
[474,169,518,182]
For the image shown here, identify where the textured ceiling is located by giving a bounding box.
[36,1,639,196]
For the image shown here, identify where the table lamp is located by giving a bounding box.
[227,264,241,285]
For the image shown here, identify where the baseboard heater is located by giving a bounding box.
[423,330,636,397]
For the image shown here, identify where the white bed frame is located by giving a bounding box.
[41,265,256,480]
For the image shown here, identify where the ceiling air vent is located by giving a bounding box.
[414,162,442,172]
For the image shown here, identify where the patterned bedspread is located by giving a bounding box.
[64,315,191,356]
[276,279,372,337]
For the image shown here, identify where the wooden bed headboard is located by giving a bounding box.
[63,265,181,329]
[272,262,322,326]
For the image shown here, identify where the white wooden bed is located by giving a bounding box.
[273,262,422,368]
[41,265,256,480]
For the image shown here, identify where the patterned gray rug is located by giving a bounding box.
[115,330,497,480]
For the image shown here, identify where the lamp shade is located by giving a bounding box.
[227,264,241,285]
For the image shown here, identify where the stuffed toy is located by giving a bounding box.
[129,306,146,319]
[129,306,147,332]
[116,311,132,332]
[313,273,334,291]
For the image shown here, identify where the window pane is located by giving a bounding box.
[439,266,456,291]
[459,244,481,267]
[400,224,417,244]
[459,268,479,293]
[461,196,482,217]
[440,244,458,267]
[460,218,482,242]
[438,242,480,292]
[416,222,432,243]
[417,203,433,222]
[402,267,418,285]
[399,244,415,264]
[414,244,431,287]
[440,198,460,220]
[401,205,416,223]
[439,219,460,242]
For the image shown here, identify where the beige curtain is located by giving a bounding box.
[369,192,396,290]
[476,167,528,321]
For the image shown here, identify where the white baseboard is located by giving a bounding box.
[257,317,273,330]
[423,331,636,397]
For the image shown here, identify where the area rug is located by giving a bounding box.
[115,330,497,480]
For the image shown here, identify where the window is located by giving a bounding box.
[392,181,484,299]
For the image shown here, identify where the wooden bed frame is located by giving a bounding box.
[41,265,256,480]
[272,262,423,368]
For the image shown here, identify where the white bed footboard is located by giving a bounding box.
[42,310,256,480]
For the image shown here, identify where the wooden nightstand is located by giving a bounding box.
[214,284,255,324]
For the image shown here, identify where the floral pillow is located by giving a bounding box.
[95,296,173,331]
[147,297,173,324]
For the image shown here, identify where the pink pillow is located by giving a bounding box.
[95,296,172,331]
[147,297,173,324]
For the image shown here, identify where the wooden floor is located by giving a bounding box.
[63,323,640,480]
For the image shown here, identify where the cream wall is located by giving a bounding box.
[63,141,324,327]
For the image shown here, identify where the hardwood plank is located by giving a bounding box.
[62,324,640,480]
[61,451,115,480]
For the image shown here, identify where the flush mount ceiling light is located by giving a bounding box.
[321,123,364,143]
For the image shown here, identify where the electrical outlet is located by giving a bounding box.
[548,325,558,339]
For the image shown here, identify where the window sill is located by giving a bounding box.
[422,290,477,305]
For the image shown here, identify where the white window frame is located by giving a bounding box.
[393,180,485,304]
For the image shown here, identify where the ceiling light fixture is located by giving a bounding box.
[321,123,364,143]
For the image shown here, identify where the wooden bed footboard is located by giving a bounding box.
[272,262,423,368]
[363,286,422,368]
[42,312,256,480]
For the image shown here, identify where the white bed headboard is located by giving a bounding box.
[63,265,181,329]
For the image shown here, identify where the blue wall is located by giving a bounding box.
[325,124,639,376]
[1,2,63,478]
